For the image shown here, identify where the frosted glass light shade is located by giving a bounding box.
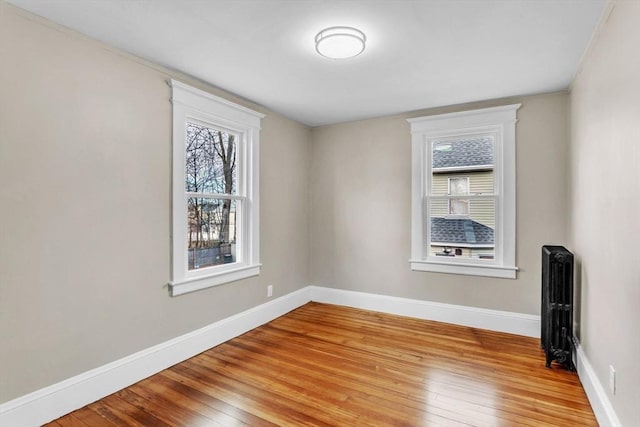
[315,26,366,59]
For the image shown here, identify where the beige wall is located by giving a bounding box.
[310,92,568,314]
[4,2,637,424]
[0,3,310,403]
[568,1,640,425]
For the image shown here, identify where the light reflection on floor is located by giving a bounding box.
[422,368,499,426]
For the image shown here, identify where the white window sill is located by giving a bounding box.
[169,264,261,296]
[410,259,517,279]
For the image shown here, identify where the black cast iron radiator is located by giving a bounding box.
[541,245,574,370]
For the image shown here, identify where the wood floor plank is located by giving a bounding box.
[48,413,88,427]
[194,350,435,426]
[45,302,597,426]
[218,333,574,426]
[70,406,118,426]
[133,375,255,426]
[115,386,223,427]
[90,394,172,427]
[224,329,591,426]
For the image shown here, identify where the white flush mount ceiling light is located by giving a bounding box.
[315,26,366,59]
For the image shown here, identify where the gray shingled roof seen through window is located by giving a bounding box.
[432,136,493,169]
[431,217,494,245]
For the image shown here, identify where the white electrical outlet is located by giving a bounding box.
[267,285,273,297]
[609,365,616,395]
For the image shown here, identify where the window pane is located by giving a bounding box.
[448,177,469,214]
[449,199,469,215]
[432,136,494,170]
[449,177,468,195]
[429,198,495,260]
[186,122,237,194]
[187,198,238,270]
[431,136,494,195]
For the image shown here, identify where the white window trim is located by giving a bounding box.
[168,80,264,296]
[408,104,520,279]
[433,164,493,173]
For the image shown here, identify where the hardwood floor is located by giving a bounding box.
[46,302,597,426]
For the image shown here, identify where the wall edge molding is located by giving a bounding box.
[1,286,546,426]
[575,339,622,427]
[0,287,310,426]
[309,286,540,337]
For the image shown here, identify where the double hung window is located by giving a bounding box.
[408,104,520,278]
[169,80,263,296]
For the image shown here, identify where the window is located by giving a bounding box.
[169,80,264,296]
[447,177,469,215]
[408,104,520,278]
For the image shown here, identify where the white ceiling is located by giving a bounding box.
[8,0,606,127]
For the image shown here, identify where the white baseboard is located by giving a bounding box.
[0,285,542,426]
[0,287,310,427]
[575,339,622,427]
[309,286,540,338]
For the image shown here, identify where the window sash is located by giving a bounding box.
[184,119,241,196]
[185,196,244,274]
[425,194,499,264]
[424,132,500,263]
[183,119,247,275]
